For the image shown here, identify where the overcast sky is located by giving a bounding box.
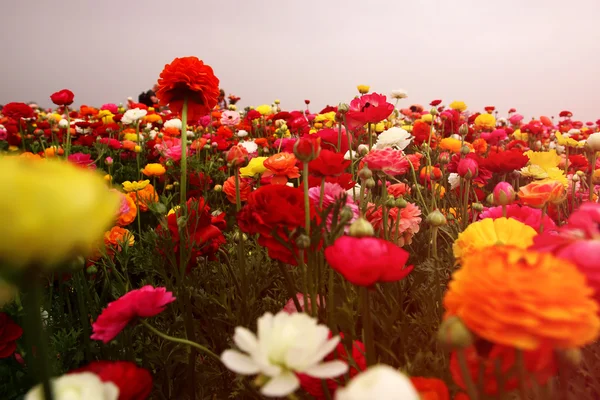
[2,0,599,121]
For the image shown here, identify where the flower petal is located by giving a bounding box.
[260,371,300,397]
[304,360,349,378]
[220,350,260,375]
[233,327,258,354]
[304,335,341,367]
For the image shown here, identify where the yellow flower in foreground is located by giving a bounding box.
[555,131,584,148]
[449,100,467,112]
[452,217,537,261]
[523,149,568,186]
[97,110,114,124]
[255,104,272,116]
[474,113,496,130]
[0,157,119,269]
[525,149,561,170]
[240,156,268,178]
[357,85,370,94]
[122,180,150,192]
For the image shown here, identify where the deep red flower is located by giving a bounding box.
[187,172,213,199]
[484,106,495,113]
[410,377,450,400]
[325,236,413,286]
[71,361,152,400]
[2,102,35,120]
[156,56,220,121]
[346,93,394,130]
[237,185,317,265]
[482,149,529,174]
[412,120,434,145]
[447,153,491,186]
[430,99,442,106]
[309,149,350,177]
[0,313,22,358]
[50,89,75,106]
[308,173,356,190]
[314,128,353,154]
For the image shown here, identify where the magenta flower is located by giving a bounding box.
[67,152,96,170]
[91,286,176,343]
[479,204,557,233]
[308,182,359,232]
[100,103,118,114]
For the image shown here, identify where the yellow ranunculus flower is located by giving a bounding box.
[124,133,138,142]
[512,129,528,141]
[357,85,370,94]
[97,110,114,124]
[122,180,150,192]
[449,101,467,112]
[49,113,62,122]
[421,114,433,123]
[141,163,166,177]
[401,125,413,132]
[374,122,386,133]
[555,131,584,148]
[239,156,268,178]
[474,113,496,130]
[525,150,561,170]
[255,104,272,116]
[0,157,119,269]
[167,205,181,216]
[314,112,336,124]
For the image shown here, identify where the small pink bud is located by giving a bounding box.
[457,158,479,180]
[105,156,113,165]
[493,182,516,206]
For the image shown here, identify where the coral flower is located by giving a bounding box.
[366,203,421,247]
[325,236,413,286]
[141,163,166,177]
[517,179,565,208]
[453,217,537,261]
[91,286,176,343]
[223,175,252,204]
[156,56,220,120]
[308,183,359,232]
[346,93,395,130]
[115,191,137,227]
[263,152,301,185]
[363,148,422,176]
[444,246,600,350]
[104,226,134,250]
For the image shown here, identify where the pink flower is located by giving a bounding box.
[346,93,395,131]
[282,293,323,314]
[366,202,422,246]
[532,202,600,307]
[101,103,118,114]
[0,127,7,141]
[91,286,176,343]
[199,115,212,128]
[479,204,556,233]
[493,182,515,206]
[457,158,478,179]
[67,152,96,170]
[480,129,507,145]
[155,138,184,162]
[363,148,423,176]
[220,110,240,127]
[308,182,359,232]
[509,113,524,126]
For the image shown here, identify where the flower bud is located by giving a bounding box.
[357,144,369,155]
[134,145,142,153]
[493,182,516,206]
[587,132,600,151]
[459,124,469,137]
[385,198,396,208]
[460,145,471,155]
[421,143,431,154]
[294,136,321,162]
[437,316,473,350]
[295,234,311,249]
[226,145,249,167]
[86,265,98,274]
[165,184,174,191]
[576,170,585,177]
[359,166,372,180]
[457,158,479,180]
[572,174,580,182]
[232,231,248,243]
[166,160,174,167]
[430,107,438,116]
[472,202,484,212]
[214,184,223,192]
[557,348,583,367]
[340,206,355,222]
[438,152,450,165]
[105,157,113,165]
[395,198,408,208]
[364,178,376,189]
[349,218,375,238]
[426,210,447,227]
[338,103,349,113]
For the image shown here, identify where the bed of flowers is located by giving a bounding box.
[1,56,600,400]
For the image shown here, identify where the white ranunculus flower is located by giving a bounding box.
[58,119,69,128]
[448,172,461,190]
[335,365,419,400]
[121,108,147,125]
[567,128,580,137]
[390,89,408,100]
[186,130,195,138]
[587,132,600,151]
[239,140,258,154]
[164,118,182,130]
[237,129,249,138]
[374,127,413,150]
[25,372,119,400]
[343,149,358,161]
[221,311,348,398]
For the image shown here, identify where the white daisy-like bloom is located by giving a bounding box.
[335,365,419,400]
[25,372,119,400]
[239,140,258,154]
[346,183,365,202]
[164,118,182,130]
[448,172,461,190]
[58,119,69,128]
[390,89,408,100]
[374,127,413,150]
[237,130,249,138]
[221,311,348,398]
[121,108,147,125]
[149,130,158,140]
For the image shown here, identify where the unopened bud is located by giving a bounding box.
[349,218,375,238]
[214,184,223,192]
[385,198,396,208]
[395,198,408,208]
[426,210,447,227]
[233,231,248,242]
[86,265,98,274]
[340,206,354,222]
[166,160,174,167]
[460,145,471,155]
[429,107,438,116]
[338,103,349,113]
[572,174,580,182]
[296,234,311,249]
[459,124,469,136]
[472,202,484,212]
[437,316,473,350]
[576,170,585,177]
[364,178,376,189]
[359,167,372,180]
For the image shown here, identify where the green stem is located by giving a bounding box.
[303,162,311,234]
[180,99,188,204]
[64,106,71,158]
[24,279,54,400]
[234,169,242,211]
[540,205,547,233]
[337,122,342,152]
[590,150,597,202]
[344,116,356,200]
[135,122,141,180]
[381,175,389,240]
[368,122,373,150]
[277,262,302,312]
[360,287,375,366]
[141,320,219,361]
[319,177,326,208]
[457,349,479,400]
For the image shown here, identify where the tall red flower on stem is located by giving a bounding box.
[156,56,220,121]
[50,89,75,106]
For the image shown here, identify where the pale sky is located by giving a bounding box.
[2,0,599,121]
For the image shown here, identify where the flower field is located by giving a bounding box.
[1,56,600,399]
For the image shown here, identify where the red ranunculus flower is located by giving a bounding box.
[346,93,394,130]
[313,128,353,154]
[309,149,350,177]
[187,172,213,199]
[482,149,529,174]
[237,185,317,265]
[0,313,22,358]
[325,236,413,286]
[156,56,220,121]
[410,376,450,400]
[71,361,152,400]
[308,173,356,190]
[50,89,75,106]
[2,102,35,120]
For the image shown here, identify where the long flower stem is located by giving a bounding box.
[180,99,188,204]
[64,106,71,158]
[277,262,302,312]
[361,287,375,366]
[303,162,311,234]
[141,320,219,361]
[457,349,479,400]
[590,150,597,202]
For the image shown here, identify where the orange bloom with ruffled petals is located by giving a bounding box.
[517,179,565,208]
[127,184,159,212]
[223,175,252,204]
[104,226,134,250]
[263,152,300,185]
[141,163,166,177]
[116,192,137,226]
[472,138,488,154]
[444,246,600,350]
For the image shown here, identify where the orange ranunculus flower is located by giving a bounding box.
[163,127,181,137]
[472,138,488,154]
[127,184,159,212]
[439,137,463,153]
[450,343,556,396]
[80,105,98,117]
[517,179,565,208]
[222,175,252,204]
[141,163,166,177]
[191,138,207,150]
[254,138,269,148]
[122,140,136,151]
[44,146,64,157]
[263,152,300,185]
[420,166,442,182]
[116,192,137,227]
[409,377,449,400]
[593,169,600,185]
[444,246,600,350]
[143,113,162,124]
[104,226,134,250]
